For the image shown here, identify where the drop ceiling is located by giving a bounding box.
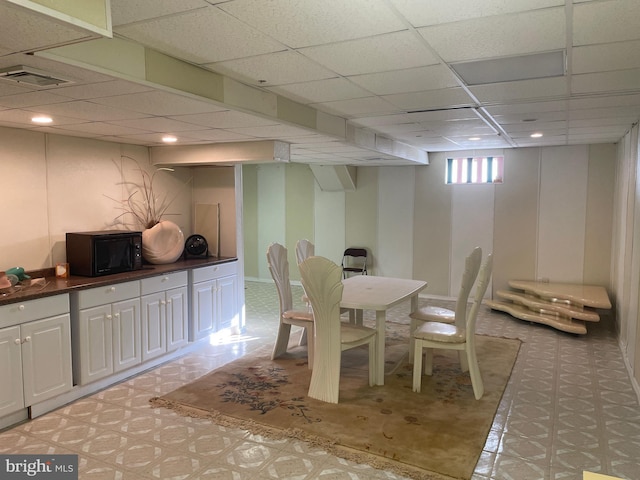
[0,0,639,166]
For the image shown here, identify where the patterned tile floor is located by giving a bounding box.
[2,281,639,479]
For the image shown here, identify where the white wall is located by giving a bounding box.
[0,126,192,271]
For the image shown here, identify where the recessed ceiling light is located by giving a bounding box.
[162,135,177,143]
[530,132,543,138]
[469,137,481,141]
[31,115,52,124]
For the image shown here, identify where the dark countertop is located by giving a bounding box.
[0,257,237,306]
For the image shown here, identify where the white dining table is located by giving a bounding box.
[340,275,428,385]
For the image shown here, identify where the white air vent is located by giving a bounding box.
[0,66,73,87]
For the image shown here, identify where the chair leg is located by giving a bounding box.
[459,350,469,372]
[299,328,307,346]
[466,344,484,400]
[271,322,292,360]
[412,341,423,392]
[306,327,314,370]
[408,318,420,363]
[424,348,434,376]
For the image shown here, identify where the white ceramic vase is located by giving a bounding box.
[142,220,185,264]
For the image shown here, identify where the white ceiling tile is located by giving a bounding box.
[485,100,568,116]
[389,0,564,27]
[406,108,479,122]
[115,7,286,64]
[570,93,640,110]
[91,91,223,116]
[49,122,154,136]
[226,123,315,138]
[0,90,70,108]
[571,69,640,95]
[299,31,440,76]
[312,97,402,117]
[267,78,371,104]
[567,105,640,120]
[168,110,278,128]
[569,117,636,128]
[208,51,337,87]
[569,125,630,135]
[574,0,640,46]
[0,108,87,126]
[503,120,567,133]
[170,129,255,142]
[572,41,640,74]
[383,87,475,111]
[108,117,203,132]
[418,8,565,62]
[53,80,154,100]
[218,0,406,48]
[492,111,568,124]
[349,114,413,127]
[25,101,151,122]
[110,0,209,26]
[348,64,460,95]
[0,81,34,97]
[470,76,568,103]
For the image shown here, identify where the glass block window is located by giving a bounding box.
[446,156,504,184]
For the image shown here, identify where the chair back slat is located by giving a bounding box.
[266,243,293,313]
[453,247,482,329]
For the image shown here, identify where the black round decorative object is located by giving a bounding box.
[184,234,209,258]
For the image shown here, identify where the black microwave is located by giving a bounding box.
[66,231,143,277]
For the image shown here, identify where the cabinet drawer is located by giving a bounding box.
[0,294,69,328]
[191,262,237,283]
[141,271,187,295]
[76,280,140,309]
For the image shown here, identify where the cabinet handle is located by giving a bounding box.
[161,300,166,305]
[163,276,169,282]
[107,314,113,320]
[14,338,21,345]
[19,304,25,311]
[23,336,31,343]
[109,286,116,293]
[114,313,120,318]
[167,299,172,304]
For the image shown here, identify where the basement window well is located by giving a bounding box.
[446,156,503,184]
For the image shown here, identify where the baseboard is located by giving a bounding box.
[619,338,640,405]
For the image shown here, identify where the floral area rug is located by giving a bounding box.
[150,323,520,480]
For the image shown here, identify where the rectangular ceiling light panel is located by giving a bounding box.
[451,50,566,86]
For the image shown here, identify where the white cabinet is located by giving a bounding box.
[0,295,72,418]
[72,281,141,385]
[141,271,188,361]
[190,262,238,341]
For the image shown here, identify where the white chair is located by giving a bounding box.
[299,256,378,403]
[267,243,314,368]
[409,247,482,362]
[295,239,314,265]
[412,254,493,400]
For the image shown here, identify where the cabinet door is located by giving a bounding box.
[78,304,113,384]
[192,280,216,340]
[112,298,141,373]
[217,275,238,332]
[167,286,188,351]
[0,326,24,417]
[21,314,72,406]
[141,292,166,361]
